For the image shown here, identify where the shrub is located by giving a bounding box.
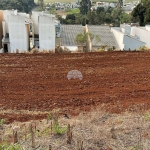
[40,50,54,53]
[107,47,113,51]
[53,122,67,135]
[55,46,63,53]
[0,119,5,128]
[0,143,21,150]
[30,48,39,54]
[139,46,150,51]
[96,48,105,52]
[55,46,71,53]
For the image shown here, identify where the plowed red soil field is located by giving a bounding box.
[1,52,150,123]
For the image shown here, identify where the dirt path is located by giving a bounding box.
[0,52,150,123]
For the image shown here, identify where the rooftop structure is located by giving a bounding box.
[61,25,83,46]
[87,25,118,48]
[61,25,118,50]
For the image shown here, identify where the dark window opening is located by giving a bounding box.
[4,44,8,53]
[5,33,9,38]
[34,34,39,38]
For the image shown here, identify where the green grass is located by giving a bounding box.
[66,8,80,14]
[34,0,138,4]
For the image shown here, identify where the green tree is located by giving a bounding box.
[75,14,83,24]
[75,32,100,51]
[105,13,112,24]
[66,14,75,22]
[79,0,92,15]
[131,3,146,26]
[87,11,96,25]
[93,13,103,25]
[120,13,131,23]
[111,8,123,26]
[96,7,105,14]
[38,0,44,9]
[79,0,92,25]
[144,7,150,24]
[118,0,123,8]
[0,0,35,13]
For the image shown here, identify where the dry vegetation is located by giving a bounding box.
[1,104,150,150]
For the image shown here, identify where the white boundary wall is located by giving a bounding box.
[111,27,124,50]
[131,26,150,48]
[111,27,145,50]
[124,35,145,50]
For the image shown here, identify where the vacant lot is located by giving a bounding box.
[0,52,150,123]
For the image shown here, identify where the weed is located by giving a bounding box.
[53,122,67,135]
[0,119,6,129]
[144,113,149,121]
[42,127,51,136]
[135,146,139,150]
[30,48,39,54]
[0,143,21,150]
[139,46,150,51]
[47,114,52,123]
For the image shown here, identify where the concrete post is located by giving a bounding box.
[82,25,92,52]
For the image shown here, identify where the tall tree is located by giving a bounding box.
[0,0,35,13]
[79,0,92,25]
[120,13,131,23]
[96,7,105,14]
[111,8,123,26]
[118,0,123,8]
[38,0,44,9]
[131,3,146,26]
[79,0,92,15]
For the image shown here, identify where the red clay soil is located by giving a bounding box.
[1,52,150,123]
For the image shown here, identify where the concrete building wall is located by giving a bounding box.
[39,15,55,51]
[124,35,145,50]
[18,13,29,18]
[124,26,131,35]
[31,11,43,35]
[131,26,150,48]
[120,24,131,35]
[8,15,29,53]
[3,10,17,34]
[0,10,4,48]
[111,27,124,50]
[2,21,6,37]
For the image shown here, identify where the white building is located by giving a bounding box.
[96,2,115,8]
[111,24,150,50]
[0,10,4,50]
[2,10,30,53]
[32,11,55,52]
